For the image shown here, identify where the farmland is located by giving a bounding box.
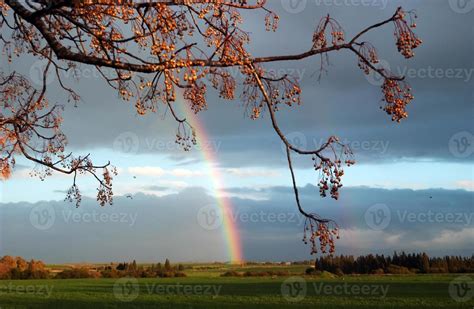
[0,264,472,308]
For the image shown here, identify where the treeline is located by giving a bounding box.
[99,258,186,278]
[0,256,49,279]
[0,256,186,279]
[221,270,290,277]
[312,252,474,275]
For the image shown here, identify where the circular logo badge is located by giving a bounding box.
[365,59,391,86]
[281,276,307,302]
[364,203,391,231]
[113,277,139,302]
[281,0,308,14]
[29,203,56,231]
[448,131,474,158]
[449,0,474,14]
[281,132,307,155]
[29,60,55,87]
[449,275,473,302]
[113,132,140,156]
[197,204,224,231]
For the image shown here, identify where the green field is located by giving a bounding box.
[0,265,472,308]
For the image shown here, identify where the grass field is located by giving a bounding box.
[0,265,472,308]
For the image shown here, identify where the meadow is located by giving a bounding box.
[0,264,472,308]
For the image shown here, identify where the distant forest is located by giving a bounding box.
[312,252,474,275]
[1,252,472,280]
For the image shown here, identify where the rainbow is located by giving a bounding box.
[178,103,244,264]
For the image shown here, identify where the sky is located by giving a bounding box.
[0,0,473,263]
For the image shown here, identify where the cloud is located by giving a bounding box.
[142,185,169,192]
[455,180,474,191]
[2,185,471,262]
[223,168,281,178]
[127,166,280,179]
[412,228,474,250]
[127,166,205,178]
[128,167,166,177]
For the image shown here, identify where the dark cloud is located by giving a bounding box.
[3,0,469,169]
[1,186,472,262]
[142,185,169,192]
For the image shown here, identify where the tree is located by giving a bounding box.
[0,1,422,254]
[421,253,430,274]
[164,258,171,271]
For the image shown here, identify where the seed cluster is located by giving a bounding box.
[358,43,379,75]
[381,79,413,122]
[394,10,422,59]
[303,218,339,255]
[312,15,345,50]
[313,137,354,200]
[175,122,197,152]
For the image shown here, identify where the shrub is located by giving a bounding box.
[221,271,242,277]
[56,268,95,279]
[386,264,412,274]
